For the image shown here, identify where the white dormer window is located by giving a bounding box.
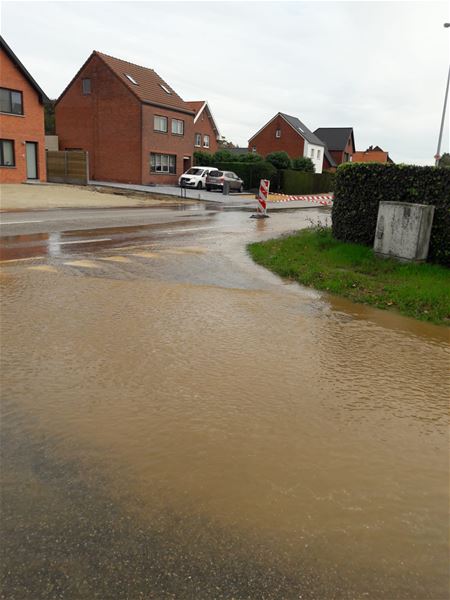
[125,74,138,85]
[160,83,172,95]
[275,129,281,138]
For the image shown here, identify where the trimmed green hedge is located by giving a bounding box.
[281,170,335,195]
[332,163,450,266]
[213,161,277,190]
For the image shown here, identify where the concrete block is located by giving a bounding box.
[374,201,435,262]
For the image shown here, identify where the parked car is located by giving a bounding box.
[205,170,244,192]
[178,166,217,189]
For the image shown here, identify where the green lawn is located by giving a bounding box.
[248,228,450,326]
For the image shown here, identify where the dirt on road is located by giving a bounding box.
[0,183,195,211]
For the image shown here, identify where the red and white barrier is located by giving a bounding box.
[271,193,334,206]
[257,179,270,215]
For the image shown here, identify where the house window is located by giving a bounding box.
[317,149,321,160]
[203,134,210,148]
[82,79,91,95]
[154,115,168,133]
[0,88,23,115]
[172,119,184,135]
[344,152,350,162]
[311,149,315,158]
[0,140,15,166]
[150,153,176,174]
[275,129,281,138]
[160,83,172,95]
[195,133,202,147]
[252,147,257,153]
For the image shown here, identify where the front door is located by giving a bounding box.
[26,142,38,179]
[183,156,191,173]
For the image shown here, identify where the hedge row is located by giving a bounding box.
[212,161,277,190]
[282,170,335,195]
[331,163,450,266]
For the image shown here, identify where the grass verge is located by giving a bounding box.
[248,227,450,326]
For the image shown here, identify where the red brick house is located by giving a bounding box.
[248,112,325,173]
[186,101,220,155]
[56,51,217,185]
[352,145,394,164]
[313,127,355,171]
[0,37,47,183]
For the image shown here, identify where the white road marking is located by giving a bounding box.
[59,238,112,245]
[0,220,44,225]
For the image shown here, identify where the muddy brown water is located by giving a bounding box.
[1,209,449,599]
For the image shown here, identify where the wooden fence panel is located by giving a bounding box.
[46,151,88,185]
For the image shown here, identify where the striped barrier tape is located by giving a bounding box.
[270,193,334,206]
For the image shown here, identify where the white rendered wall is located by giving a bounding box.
[303,142,324,173]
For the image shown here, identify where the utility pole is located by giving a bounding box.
[435,23,450,166]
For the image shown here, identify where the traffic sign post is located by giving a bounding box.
[251,179,270,218]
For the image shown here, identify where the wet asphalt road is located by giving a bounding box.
[1,203,448,600]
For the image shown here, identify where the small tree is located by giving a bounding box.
[238,152,264,162]
[438,153,450,168]
[292,156,315,173]
[193,151,214,166]
[213,149,234,162]
[266,151,292,170]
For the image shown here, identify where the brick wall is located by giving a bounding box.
[193,107,218,155]
[142,104,195,184]
[56,54,142,184]
[0,48,46,183]
[248,114,304,159]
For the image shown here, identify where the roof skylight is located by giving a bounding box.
[160,83,172,95]
[125,73,138,85]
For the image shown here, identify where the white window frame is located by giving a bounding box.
[275,129,281,138]
[194,133,202,147]
[150,153,176,174]
[171,119,184,135]
[154,115,168,133]
[317,149,321,160]
[311,149,315,158]
[203,134,210,148]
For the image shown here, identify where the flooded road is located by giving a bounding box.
[1,206,449,599]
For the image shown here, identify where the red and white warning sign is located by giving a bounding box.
[257,179,270,215]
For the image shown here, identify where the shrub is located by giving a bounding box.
[193,151,214,166]
[237,152,264,162]
[266,151,292,170]
[213,149,234,162]
[213,161,277,190]
[332,162,450,266]
[292,156,315,173]
[281,170,335,195]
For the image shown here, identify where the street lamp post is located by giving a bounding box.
[435,23,450,166]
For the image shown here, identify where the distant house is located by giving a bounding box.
[0,36,47,183]
[187,101,220,155]
[56,51,219,185]
[313,127,355,170]
[228,147,250,156]
[352,145,394,164]
[248,112,325,173]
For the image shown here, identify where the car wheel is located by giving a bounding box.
[206,186,211,191]
[197,181,202,189]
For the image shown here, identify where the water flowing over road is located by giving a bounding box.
[1,205,448,599]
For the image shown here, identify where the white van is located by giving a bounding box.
[178,166,217,189]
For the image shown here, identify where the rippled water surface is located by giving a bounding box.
[1,210,449,599]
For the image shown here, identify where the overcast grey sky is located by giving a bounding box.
[2,1,449,164]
